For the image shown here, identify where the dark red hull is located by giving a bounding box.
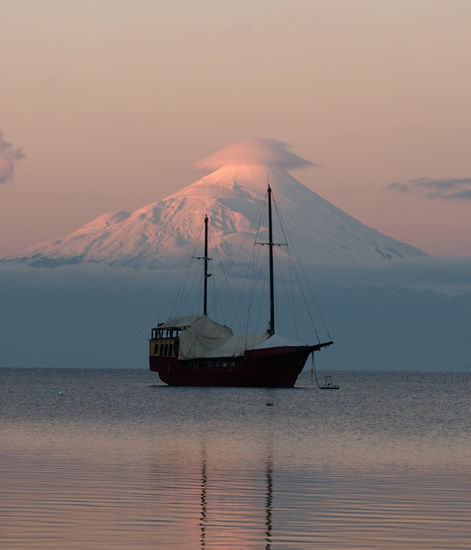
[149,346,314,387]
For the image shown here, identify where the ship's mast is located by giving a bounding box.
[267,185,275,336]
[203,214,209,315]
[194,215,211,315]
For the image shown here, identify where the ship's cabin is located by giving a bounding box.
[149,326,180,358]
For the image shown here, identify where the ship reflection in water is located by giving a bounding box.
[196,443,274,550]
[1,369,471,549]
[265,456,273,550]
[200,446,208,548]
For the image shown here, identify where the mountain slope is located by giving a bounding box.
[4,164,426,268]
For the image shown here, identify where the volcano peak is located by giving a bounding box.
[3,145,426,269]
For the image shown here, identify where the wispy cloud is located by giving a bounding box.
[194,139,318,171]
[388,177,471,201]
[0,131,25,184]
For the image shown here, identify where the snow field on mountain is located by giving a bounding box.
[5,164,425,268]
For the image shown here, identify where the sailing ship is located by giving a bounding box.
[149,184,333,387]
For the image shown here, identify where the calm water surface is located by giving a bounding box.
[1,368,470,549]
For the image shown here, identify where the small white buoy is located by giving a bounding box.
[58,391,63,395]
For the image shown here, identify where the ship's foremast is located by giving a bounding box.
[194,214,211,316]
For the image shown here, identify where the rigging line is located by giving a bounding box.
[221,197,267,279]
[278,237,301,339]
[204,227,223,322]
[244,235,265,342]
[208,252,230,325]
[271,192,320,341]
[191,266,205,316]
[271,194,331,342]
[210,252,230,317]
[244,212,268,341]
[169,249,194,316]
[209,196,267,331]
[206,196,267,335]
[209,281,221,322]
[237,198,267,338]
[279,250,301,341]
[209,234,244,330]
[182,227,207,318]
[275,260,288,336]
[288,246,321,340]
[294,252,331,341]
[255,248,269,336]
[170,222,205,318]
[171,260,195,318]
[247,249,268,341]
[287,249,302,340]
[310,352,323,390]
[203,218,239,325]
[243,249,257,344]
[233,249,256,335]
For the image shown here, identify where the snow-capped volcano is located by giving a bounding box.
[5,142,426,268]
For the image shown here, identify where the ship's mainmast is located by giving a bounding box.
[203,214,210,315]
[267,184,275,336]
[256,183,279,336]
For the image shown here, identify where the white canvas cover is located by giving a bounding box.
[176,315,233,359]
[159,315,208,330]
[199,333,269,359]
[165,314,269,359]
[163,315,305,360]
[253,334,304,349]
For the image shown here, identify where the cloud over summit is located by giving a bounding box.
[194,139,317,171]
[0,131,25,184]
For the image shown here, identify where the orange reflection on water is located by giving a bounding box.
[1,422,471,549]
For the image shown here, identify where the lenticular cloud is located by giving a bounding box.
[0,131,25,184]
[194,139,317,171]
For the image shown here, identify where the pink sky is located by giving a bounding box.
[1,0,470,257]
